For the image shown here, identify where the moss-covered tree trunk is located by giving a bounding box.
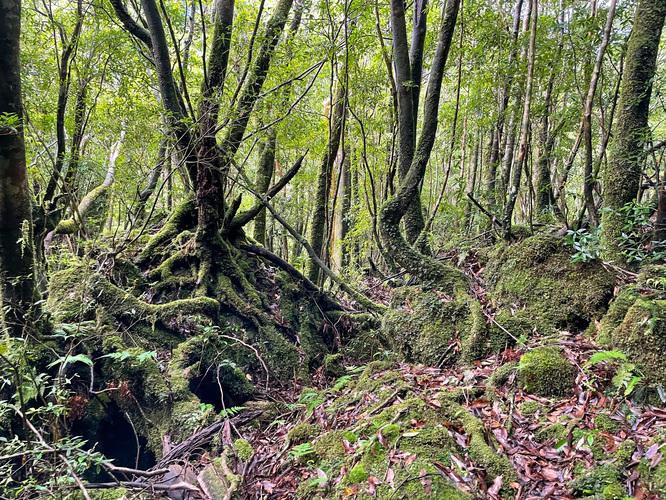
[0,0,38,335]
[379,0,459,284]
[502,0,536,239]
[601,0,666,265]
[307,84,346,284]
[253,129,277,245]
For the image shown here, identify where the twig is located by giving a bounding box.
[82,481,199,492]
[219,334,270,391]
[388,473,442,500]
[13,406,92,500]
[103,463,170,478]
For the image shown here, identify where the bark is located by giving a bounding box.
[334,145,352,269]
[43,0,85,207]
[109,0,153,49]
[601,0,666,264]
[53,131,125,235]
[307,85,346,284]
[252,129,276,245]
[582,0,617,226]
[486,0,524,201]
[502,0,537,239]
[379,0,460,284]
[0,0,38,335]
[390,0,427,247]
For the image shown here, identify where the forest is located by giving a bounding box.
[1,0,666,497]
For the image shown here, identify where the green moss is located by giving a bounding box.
[348,463,368,483]
[485,234,615,331]
[571,465,621,495]
[535,423,567,442]
[613,439,636,468]
[594,414,620,433]
[323,353,346,378]
[233,438,254,460]
[611,298,666,384]
[596,287,640,346]
[381,287,490,365]
[518,400,543,417]
[602,483,626,500]
[517,347,575,397]
[288,423,322,444]
[490,309,536,351]
[637,265,666,289]
[313,430,350,460]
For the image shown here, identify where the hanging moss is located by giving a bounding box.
[517,347,575,397]
[485,233,615,331]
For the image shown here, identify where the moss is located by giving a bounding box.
[517,347,575,397]
[233,438,254,460]
[571,465,621,495]
[485,234,615,331]
[323,353,345,378]
[313,430,350,460]
[347,463,368,483]
[442,401,518,492]
[594,414,620,433]
[596,287,640,346]
[611,298,666,384]
[535,423,567,442]
[381,287,489,365]
[490,309,536,351]
[518,400,543,417]
[613,439,636,468]
[602,483,626,500]
[288,423,322,444]
[64,489,128,500]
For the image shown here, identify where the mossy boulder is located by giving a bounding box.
[637,264,666,290]
[594,414,620,433]
[595,287,640,346]
[517,347,575,397]
[485,234,615,331]
[381,286,489,365]
[571,465,621,496]
[610,298,666,384]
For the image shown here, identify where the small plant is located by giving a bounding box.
[288,442,314,459]
[564,227,603,262]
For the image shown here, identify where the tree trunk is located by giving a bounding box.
[582,0,617,226]
[0,0,38,335]
[253,129,277,245]
[601,0,666,264]
[379,0,460,284]
[307,84,346,284]
[502,0,537,239]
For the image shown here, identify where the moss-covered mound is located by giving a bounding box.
[517,346,575,397]
[381,285,498,365]
[485,233,615,331]
[610,297,666,384]
[253,362,518,499]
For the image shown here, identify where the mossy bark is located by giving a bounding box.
[0,0,39,335]
[600,0,666,265]
[253,129,276,245]
[307,84,346,284]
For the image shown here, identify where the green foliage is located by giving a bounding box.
[565,227,603,263]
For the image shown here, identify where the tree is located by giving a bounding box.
[600,0,666,265]
[0,0,38,336]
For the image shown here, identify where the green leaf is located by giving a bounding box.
[585,350,627,366]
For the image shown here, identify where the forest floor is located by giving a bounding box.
[236,332,665,500]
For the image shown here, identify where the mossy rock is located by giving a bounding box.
[517,347,575,397]
[571,465,621,496]
[518,400,543,417]
[485,234,615,331]
[610,298,666,384]
[233,438,254,460]
[637,264,666,290]
[595,287,640,346]
[594,414,620,433]
[323,354,346,378]
[381,287,488,365]
[490,309,537,351]
[288,423,322,444]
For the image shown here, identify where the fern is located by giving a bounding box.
[585,350,627,366]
